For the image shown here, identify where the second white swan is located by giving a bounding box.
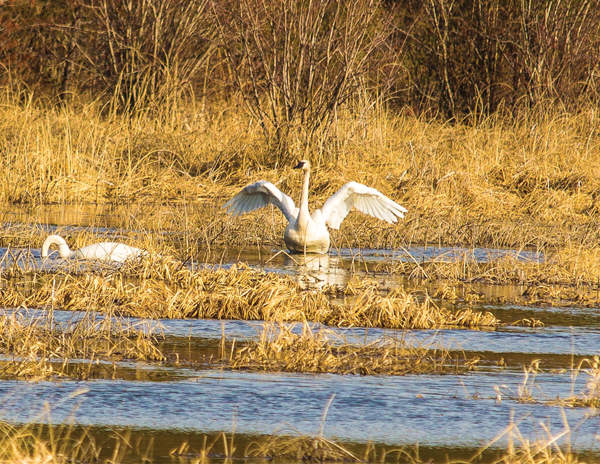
[224,160,407,254]
[42,235,146,262]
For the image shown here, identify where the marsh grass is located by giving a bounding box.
[0,422,98,464]
[245,432,366,463]
[382,246,600,287]
[488,359,600,412]
[0,309,164,380]
[545,357,600,409]
[3,92,600,251]
[5,215,600,304]
[0,421,163,464]
[0,421,587,464]
[226,323,478,375]
[0,260,504,329]
[475,412,585,464]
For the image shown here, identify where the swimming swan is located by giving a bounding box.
[42,235,146,262]
[224,160,407,254]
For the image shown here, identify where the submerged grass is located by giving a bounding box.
[226,323,479,375]
[0,258,505,329]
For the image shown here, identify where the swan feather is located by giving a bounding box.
[319,181,407,230]
[224,181,298,223]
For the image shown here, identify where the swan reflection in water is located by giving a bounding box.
[281,252,354,289]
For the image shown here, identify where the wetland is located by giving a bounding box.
[1,203,600,463]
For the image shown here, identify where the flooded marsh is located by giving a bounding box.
[1,206,600,463]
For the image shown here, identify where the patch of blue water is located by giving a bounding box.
[0,370,597,450]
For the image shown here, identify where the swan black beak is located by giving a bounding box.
[293,161,305,169]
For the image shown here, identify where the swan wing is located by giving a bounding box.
[224,181,298,223]
[319,182,407,230]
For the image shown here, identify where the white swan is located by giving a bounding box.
[41,235,146,262]
[224,160,407,254]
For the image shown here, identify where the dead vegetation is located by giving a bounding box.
[226,323,478,375]
[0,259,505,330]
[0,417,589,464]
[0,309,164,380]
[2,92,600,253]
[0,422,166,464]
[513,358,600,410]
[381,246,600,287]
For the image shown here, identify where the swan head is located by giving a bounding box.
[293,160,310,171]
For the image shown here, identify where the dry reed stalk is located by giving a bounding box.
[0,261,503,329]
[547,357,600,409]
[474,413,582,464]
[0,422,157,464]
[227,323,477,375]
[494,358,600,411]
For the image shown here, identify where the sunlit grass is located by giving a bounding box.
[0,259,506,329]
[225,322,479,375]
[2,91,600,251]
[0,309,164,380]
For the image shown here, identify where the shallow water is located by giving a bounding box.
[1,207,599,461]
[1,307,599,453]
[0,369,597,448]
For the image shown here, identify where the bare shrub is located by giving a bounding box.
[79,0,215,112]
[393,0,600,117]
[0,0,216,111]
[211,0,391,164]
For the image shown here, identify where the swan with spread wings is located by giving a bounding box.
[224,160,407,254]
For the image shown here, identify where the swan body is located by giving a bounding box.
[224,160,407,254]
[42,235,146,262]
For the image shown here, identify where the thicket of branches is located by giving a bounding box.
[1,0,599,137]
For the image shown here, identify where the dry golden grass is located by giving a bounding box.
[0,422,160,464]
[0,421,588,464]
[0,259,504,329]
[476,412,585,464]
[0,309,164,380]
[226,323,479,375]
[381,246,600,287]
[545,358,599,410]
[0,407,590,464]
[2,91,600,251]
[492,358,600,412]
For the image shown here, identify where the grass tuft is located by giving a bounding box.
[226,323,478,375]
[0,309,164,380]
[1,262,505,330]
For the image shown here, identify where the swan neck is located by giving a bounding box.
[42,235,75,258]
[299,166,311,217]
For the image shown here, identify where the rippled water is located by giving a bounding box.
[1,206,599,462]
